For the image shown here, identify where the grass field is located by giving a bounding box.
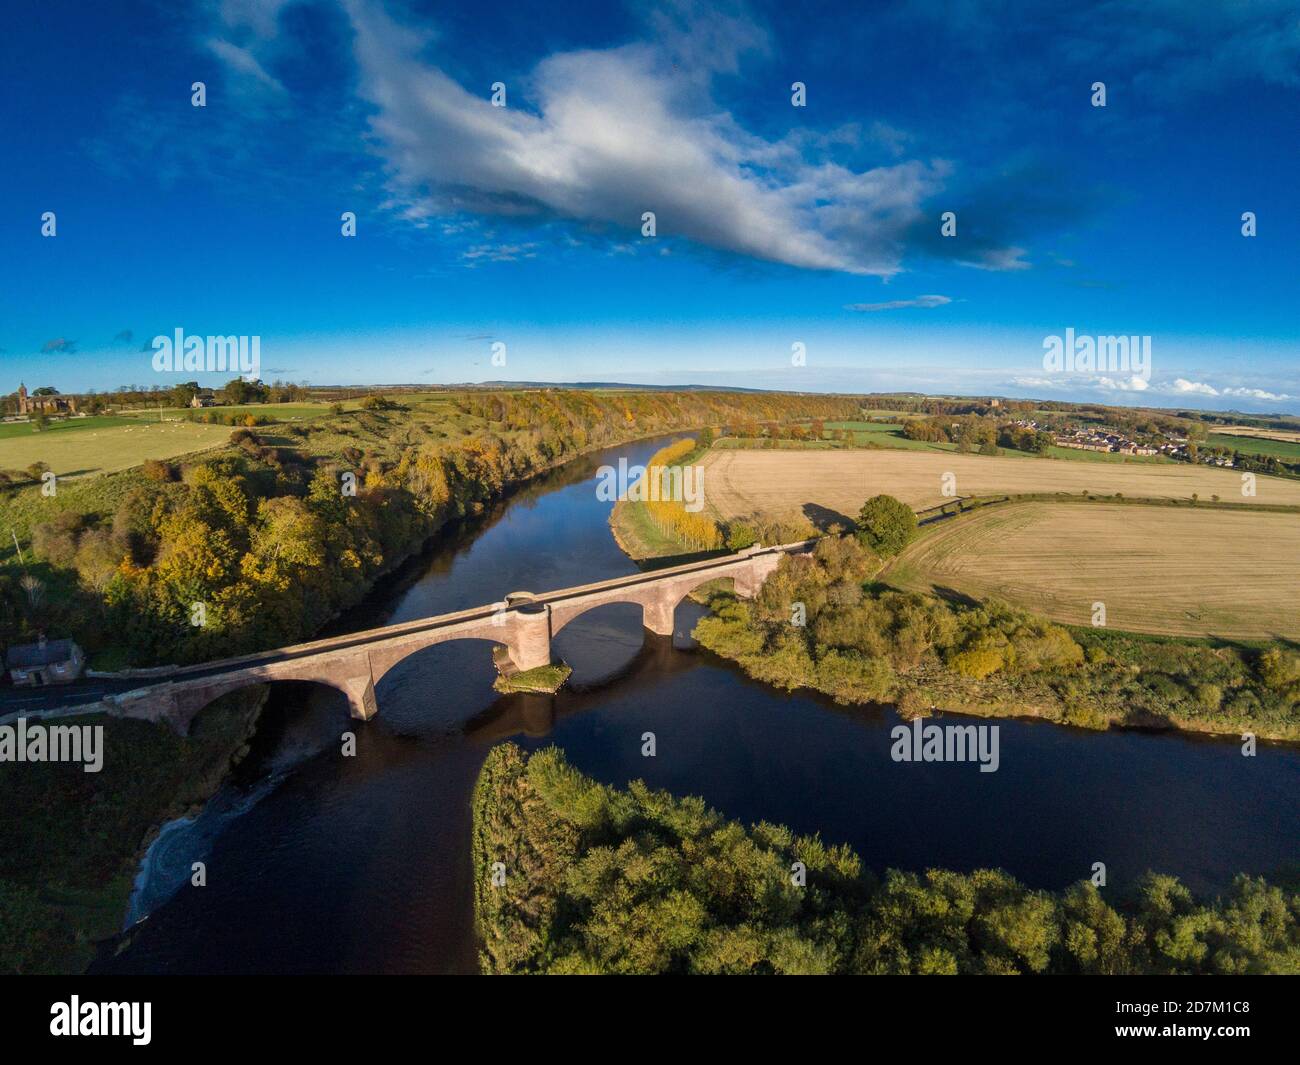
[884,501,1300,638]
[1207,431,1300,461]
[0,396,464,480]
[0,415,137,440]
[0,420,231,478]
[824,420,909,432]
[120,401,364,422]
[699,447,1300,521]
[177,402,344,422]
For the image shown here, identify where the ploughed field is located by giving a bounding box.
[885,501,1300,639]
[699,447,1300,519]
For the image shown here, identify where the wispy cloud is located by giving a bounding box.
[206,37,287,96]
[461,242,541,265]
[960,246,1030,272]
[845,295,952,312]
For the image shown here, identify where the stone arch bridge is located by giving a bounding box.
[106,541,813,734]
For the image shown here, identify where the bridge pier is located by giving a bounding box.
[642,592,678,637]
[733,550,783,598]
[508,605,553,672]
[343,671,378,721]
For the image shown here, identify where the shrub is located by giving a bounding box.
[141,458,175,482]
[949,648,1005,679]
[814,649,895,704]
[725,522,757,551]
[1195,683,1223,711]
[1257,648,1299,690]
[895,689,929,720]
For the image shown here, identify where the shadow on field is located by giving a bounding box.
[802,502,854,532]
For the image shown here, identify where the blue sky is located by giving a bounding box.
[2,0,1298,411]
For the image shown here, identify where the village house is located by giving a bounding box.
[190,388,217,408]
[5,636,86,687]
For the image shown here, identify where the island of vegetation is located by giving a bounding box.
[493,663,572,694]
[472,743,1299,974]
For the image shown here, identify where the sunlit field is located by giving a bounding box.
[885,501,1300,638]
[0,420,231,478]
[699,447,1300,519]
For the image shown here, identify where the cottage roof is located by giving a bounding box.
[6,639,79,668]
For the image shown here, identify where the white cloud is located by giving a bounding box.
[1011,373,1294,406]
[1097,374,1150,392]
[1163,378,1220,396]
[1221,386,1292,401]
[340,0,968,275]
[1012,372,1148,393]
[845,295,952,312]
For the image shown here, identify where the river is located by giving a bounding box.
[93,434,1300,973]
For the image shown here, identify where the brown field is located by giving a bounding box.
[699,447,1300,520]
[884,501,1300,638]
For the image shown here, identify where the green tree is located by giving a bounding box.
[855,494,917,557]
[170,381,201,408]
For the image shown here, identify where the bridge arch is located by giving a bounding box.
[551,601,647,686]
[118,672,362,737]
[549,570,745,639]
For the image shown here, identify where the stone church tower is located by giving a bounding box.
[15,383,77,416]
